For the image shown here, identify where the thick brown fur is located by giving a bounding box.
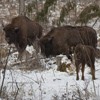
[39,25,97,60]
[74,44,96,80]
[3,16,43,57]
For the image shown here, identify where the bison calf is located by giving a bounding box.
[74,44,96,80]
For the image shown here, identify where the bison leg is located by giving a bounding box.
[18,52,23,60]
[76,66,79,80]
[16,43,26,60]
[32,37,40,54]
[66,46,73,61]
[91,65,95,80]
[81,63,85,80]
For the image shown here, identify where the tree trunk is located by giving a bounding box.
[19,0,25,15]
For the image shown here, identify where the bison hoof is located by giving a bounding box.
[81,75,85,80]
[82,77,84,80]
[76,77,79,80]
[92,77,96,80]
[82,78,84,80]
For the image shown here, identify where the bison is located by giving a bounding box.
[39,25,97,60]
[3,15,43,58]
[74,44,96,80]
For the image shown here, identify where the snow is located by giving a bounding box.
[0,50,100,100]
[1,1,100,99]
[1,22,100,100]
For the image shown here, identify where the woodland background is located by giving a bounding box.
[0,0,100,100]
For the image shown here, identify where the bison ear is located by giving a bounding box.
[14,27,19,33]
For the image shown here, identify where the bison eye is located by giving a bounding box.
[14,27,19,33]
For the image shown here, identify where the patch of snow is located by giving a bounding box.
[26,45,35,55]
[0,52,100,100]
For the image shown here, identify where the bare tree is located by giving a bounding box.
[19,0,25,15]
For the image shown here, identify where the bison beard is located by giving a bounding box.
[3,15,43,59]
[39,25,97,61]
[74,44,96,80]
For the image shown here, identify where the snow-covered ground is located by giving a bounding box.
[0,19,100,99]
[1,0,100,99]
[0,48,100,100]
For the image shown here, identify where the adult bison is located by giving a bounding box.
[39,25,97,60]
[3,16,43,58]
[74,44,96,80]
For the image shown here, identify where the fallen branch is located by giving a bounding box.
[0,47,11,96]
[6,56,35,69]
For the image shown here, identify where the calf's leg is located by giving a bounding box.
[91,65,95,80]
[76,66,79,80]
[81,63,85,80]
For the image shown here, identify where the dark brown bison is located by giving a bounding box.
[74,44,96,80]
[3,16,43,58]
[39,25,97,60]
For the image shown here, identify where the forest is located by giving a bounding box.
[0,0,100,100]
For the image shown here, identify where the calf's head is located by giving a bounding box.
[74,44,85,65]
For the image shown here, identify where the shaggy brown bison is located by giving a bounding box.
[74,44,96,80]
[3,16,43,58]
[39,25,97,60]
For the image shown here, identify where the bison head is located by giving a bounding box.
[3,24,20,44]
[39,36,53,57]
[74,44,83,59]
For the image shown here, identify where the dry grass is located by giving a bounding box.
[0,47,8,59]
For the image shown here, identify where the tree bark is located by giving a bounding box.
[19,0,25,15]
